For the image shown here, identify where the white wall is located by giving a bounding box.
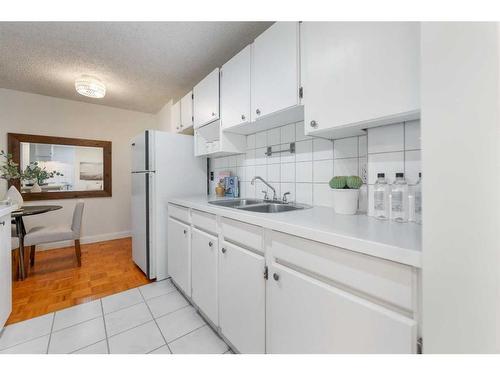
[422,23,500,353]
[156,99,173,133]
[0,88,158,247]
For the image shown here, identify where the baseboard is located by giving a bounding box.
[36,231,131,251]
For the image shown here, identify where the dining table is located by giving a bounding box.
[12,205,63,280]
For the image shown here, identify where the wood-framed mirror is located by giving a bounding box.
[8,133,112,201]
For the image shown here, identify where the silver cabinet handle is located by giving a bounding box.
[221,248,227,254]
[241,114,246,121]
[0,221,5,226]
[273,273,279,281]
[211,112,216,117]
[310,120,318,128]
[256,109,261,115]
[208,241,213,247]
[183,229,187,234]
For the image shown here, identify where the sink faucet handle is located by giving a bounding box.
[261,190,269,200]
[282,192,291,203]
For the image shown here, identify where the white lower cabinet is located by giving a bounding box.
[219,241,265,353]
[0,213,12,329]
[266,262,417,354]
[167,218,191,297]
[191,228,219,325]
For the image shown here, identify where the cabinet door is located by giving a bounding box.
[191,228,218,324]
[266,262,417,353]
[220,45,251,130]
[167,218,190,296]
[219,241,265,353]
[0,214,12,329]
[252,22,299,121]
[180,91,193,129]
[193,68,220,128]
[301,22,420,134]
[171,101,181,133]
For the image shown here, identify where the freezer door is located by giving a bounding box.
[131,131,150,172]
[131,172,153,278]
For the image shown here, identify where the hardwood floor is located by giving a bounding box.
[7,237,151,325]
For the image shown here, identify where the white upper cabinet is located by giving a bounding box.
[180,91,194,130]
[193,68,220,129]
[301,22,420,138]
[171,100,181,133]
[220,45,251,131]
[251,22,301,122]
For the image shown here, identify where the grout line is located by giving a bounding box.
[69,338,107,354]
[166,323,207,345]
[100,299,111,354]
[138,287,172,354]
[146,344,170,354]
[45,312,55,354]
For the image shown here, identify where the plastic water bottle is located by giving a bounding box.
[391,173,408,223]
[373,173,389,220]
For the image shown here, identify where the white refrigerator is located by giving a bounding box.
[131,130,206,280]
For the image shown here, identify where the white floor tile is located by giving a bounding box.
[0,313,53,351]
[73,340,108,354]
[0,335,49,354]
[53,300,102,332]
[139,279,175,300]
[156,306,205,343]
[108,321,165,354]
[48,316,106,354]
[169,326,228,354]
[104,302,153,337]
[149,345,171,354]
[101,288,143,315]
[146,290,189,318]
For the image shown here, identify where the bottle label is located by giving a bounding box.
[374,191,385,211]
[392,191,403,212]
[415,192,422,214]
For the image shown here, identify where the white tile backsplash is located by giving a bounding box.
[296,161,313,183]
[368,123,404,154]
[295,140,313,162]
[334,137,358,159]
[209,120,421,210]
[313,138,334,160]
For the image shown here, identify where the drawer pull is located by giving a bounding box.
[221,248,227,254]
[273,273,280,281]
[0,221,5,226]
[183,229,187,235]
[208,241,213,247]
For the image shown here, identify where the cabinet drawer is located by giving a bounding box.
[192,210,217,235]
[221,217,263,252]
[168,204,190,224]
[270,231,415,312]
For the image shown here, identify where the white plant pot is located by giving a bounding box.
[333,189,360,215]
[31,182,42,193]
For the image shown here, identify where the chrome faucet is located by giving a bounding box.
[251,176,277,201]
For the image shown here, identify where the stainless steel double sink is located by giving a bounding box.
[208,198,309,213]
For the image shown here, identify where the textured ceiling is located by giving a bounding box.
[0,22,273,113]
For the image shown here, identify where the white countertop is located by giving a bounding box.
[169,196,422,268]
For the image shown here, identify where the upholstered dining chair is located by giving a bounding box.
[24,201,85,267]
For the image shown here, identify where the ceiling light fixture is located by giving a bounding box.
[75,75,106,98]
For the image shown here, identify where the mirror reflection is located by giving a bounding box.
[20,142,104,193]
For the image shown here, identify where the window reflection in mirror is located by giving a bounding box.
[20,142,104,192]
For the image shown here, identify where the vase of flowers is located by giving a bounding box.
[329,175,363,215]
[0,150,23,206]
[22,161,63,193]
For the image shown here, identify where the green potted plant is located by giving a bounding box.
[0,150,23,206]
[22,161,63,193]
[329,175,363,215]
